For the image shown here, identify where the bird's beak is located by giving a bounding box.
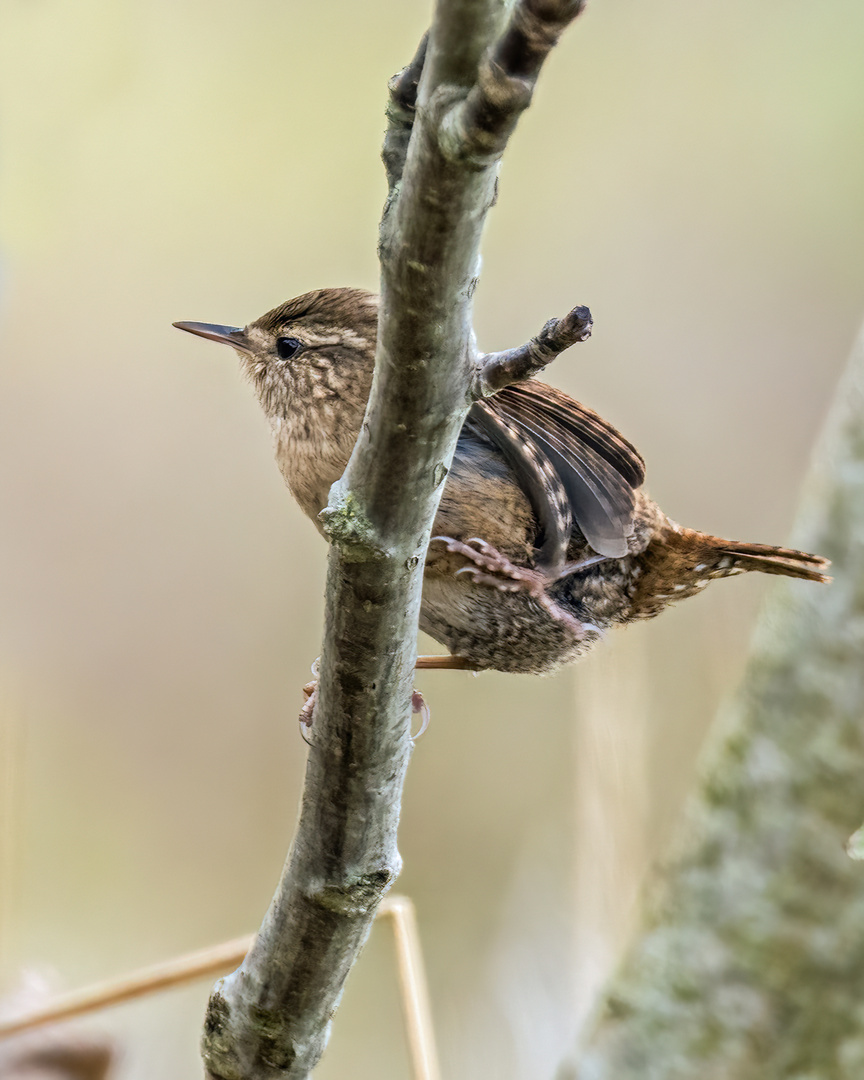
[173,321,251,353]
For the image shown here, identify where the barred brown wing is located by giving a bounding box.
[468,381,645,562]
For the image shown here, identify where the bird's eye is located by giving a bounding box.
[276,337,303,360]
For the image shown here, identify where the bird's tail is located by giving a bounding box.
[687,534,831,583]
[626,522,830,622]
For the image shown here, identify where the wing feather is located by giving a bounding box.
[468,381,645,561]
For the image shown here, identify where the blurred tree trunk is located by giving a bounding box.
[563,324,864,1078]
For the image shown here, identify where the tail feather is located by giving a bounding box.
[715,539,830,583]
[628,525,830,621]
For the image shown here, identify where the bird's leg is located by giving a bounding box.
[431,535,590,638]
[415,654,477,669]
[298,543,604,738]
[553,552,612,579]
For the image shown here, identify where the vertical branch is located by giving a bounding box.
[200,2,588,1077]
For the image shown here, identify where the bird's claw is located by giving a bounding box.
[411,690,431,740]
[298,658,430,742]
[298,658,320,743]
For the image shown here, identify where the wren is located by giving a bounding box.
[174,287,829,675]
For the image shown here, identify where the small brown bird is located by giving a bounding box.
[175,287,829,675]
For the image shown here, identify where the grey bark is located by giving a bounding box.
[200,2,586,1078]
[564,325,864,1079]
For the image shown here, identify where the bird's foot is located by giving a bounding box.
[299,659,321,743]
[299,659,431,741]
[432,535,589,639]
[300,681,318,726]
[433,535,550,595]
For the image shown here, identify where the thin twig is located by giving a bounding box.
[380,897,442,1080]
[440,0,587,165]
[382,32,429,193]
[0,937,255,1039]
[478,304,593,395]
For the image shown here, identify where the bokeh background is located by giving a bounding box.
[1,0,863,1076]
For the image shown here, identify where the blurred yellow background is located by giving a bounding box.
[1,0,863,1076]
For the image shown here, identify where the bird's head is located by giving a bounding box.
[174,287,380,427]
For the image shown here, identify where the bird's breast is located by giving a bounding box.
[272,415,359,525]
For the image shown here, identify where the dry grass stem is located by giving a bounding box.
[0,898,439,1080]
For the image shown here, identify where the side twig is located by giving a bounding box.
[382,32,429,194]
[440,0,587,165]
[478,304,593,395]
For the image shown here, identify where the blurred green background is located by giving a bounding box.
[1,0,863,1076]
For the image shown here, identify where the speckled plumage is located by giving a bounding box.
[175,287,830,674]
